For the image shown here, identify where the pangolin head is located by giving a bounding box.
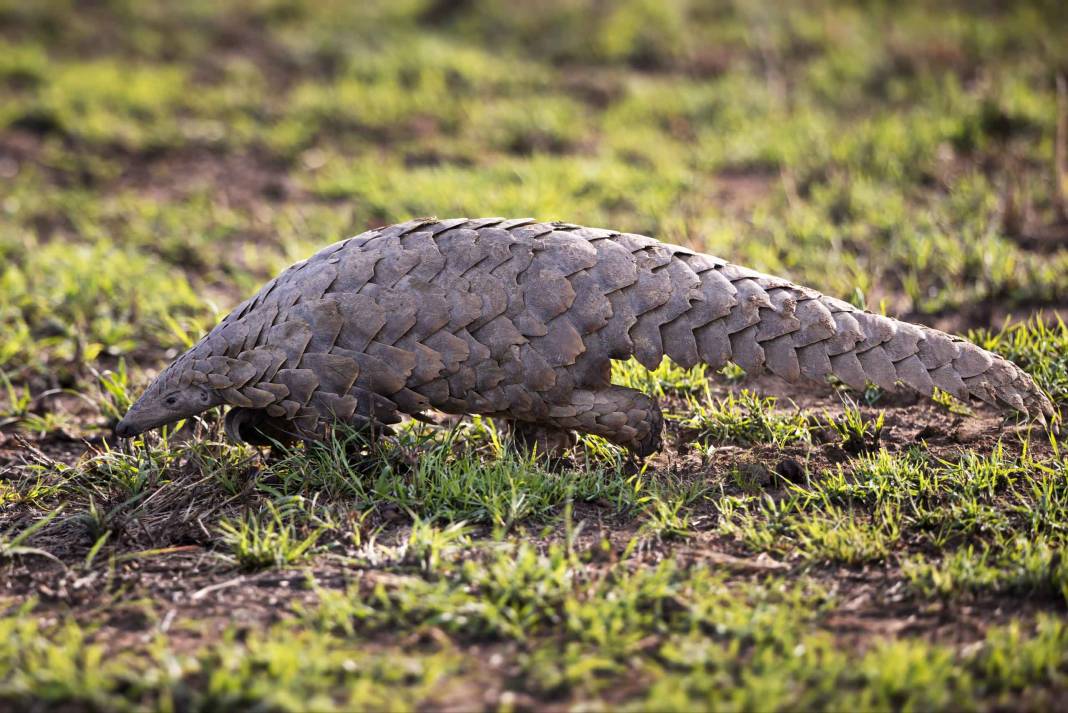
[114,360,224,438]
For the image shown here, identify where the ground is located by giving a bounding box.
[2,0,1068,710]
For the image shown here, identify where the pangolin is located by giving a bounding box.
[115,217,1054,455]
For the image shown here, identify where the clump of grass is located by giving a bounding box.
[718,440,1068,571]
[824,403,885,454]
[16,410,78,437]
[0,472,64,508]
[677,389,813,447]
[400,518,472,573]
[5,587,1068,711]
[0,603,463,711]
[0,371,32,425]
[376,442,602,529]
[0,605,139,706]
[90,360,134,423]
[931,387,973,415]
[639,493,694,540]
[466,95,589,154]
[611,356,709,398]
[77,435,185,498]
[789,502,902,565]
[819,447,936,505]
[313,540,827,649]
[4,58,191,149]
[904,537,1068,603]
[217,501,324,571]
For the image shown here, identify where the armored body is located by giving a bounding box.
[116,218,1053,454]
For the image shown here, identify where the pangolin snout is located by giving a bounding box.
[113,418,135,439]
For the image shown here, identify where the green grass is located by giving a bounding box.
[4,540,1068,710]
[718,440,1068,580]
[0,602,464,711]
[0,233,210,377]
[258,423,646,526]
[904,537,1068,603]
[675,388,814,447]
[217,500,324,570]
[612,356,711,398]
[3,0,1068,708]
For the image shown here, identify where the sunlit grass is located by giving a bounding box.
[675,388,814,447]
[218,501,325,571]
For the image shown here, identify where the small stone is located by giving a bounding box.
[776,458,806,483]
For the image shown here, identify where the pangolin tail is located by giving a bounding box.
[650,253,1054,422]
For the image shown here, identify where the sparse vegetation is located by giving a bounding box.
[218,500,325,570]
[2,0,1067,709]
[677,388,814,447]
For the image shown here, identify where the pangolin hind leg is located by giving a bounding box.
[506,386,663,457]
[572,386,663,456]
